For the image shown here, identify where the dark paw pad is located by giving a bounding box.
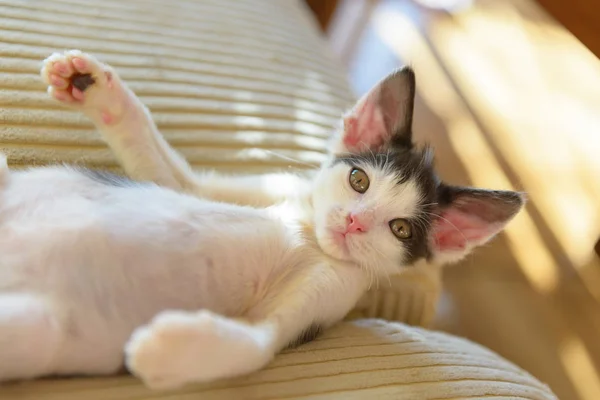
[71,73,95,91]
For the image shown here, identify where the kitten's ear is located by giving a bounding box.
[333,67,416,154]
[429,186,526,264]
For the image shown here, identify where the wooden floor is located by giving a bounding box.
[328,1,600,399]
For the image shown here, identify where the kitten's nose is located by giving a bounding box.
[346,214,367,233]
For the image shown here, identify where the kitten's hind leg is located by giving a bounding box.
[0,293,62,382]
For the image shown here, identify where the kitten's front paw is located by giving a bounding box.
[125,310,272,390]
[41,50,124,124]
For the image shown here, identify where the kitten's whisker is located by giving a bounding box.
[361,254,378,290]
[368,146,375,162]
[412,218,428,235]
[261,150,320,171]
[357,141,370,157]
[361,256,375,290]
[370,246,394,288]
[372,260,382,290]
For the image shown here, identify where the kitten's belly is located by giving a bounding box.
[0,172,298,362]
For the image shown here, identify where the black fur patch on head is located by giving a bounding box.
[335,144,440,265]
[387,67,416,149]
[287,323,323,349]
[77,167,138,187]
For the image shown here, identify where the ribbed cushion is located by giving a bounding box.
[0,0,354,172]
[0,0,557,398]
[2,320,556,399]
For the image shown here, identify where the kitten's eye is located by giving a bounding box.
[389,218,412,240]
[349,168,370,193]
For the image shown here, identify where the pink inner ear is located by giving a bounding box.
[431,208,501,252]
[343,98,389,151]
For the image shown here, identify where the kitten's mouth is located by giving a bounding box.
[329,229,349,254]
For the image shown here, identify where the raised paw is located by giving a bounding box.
[124,310,273,390]
[41,50,124,123]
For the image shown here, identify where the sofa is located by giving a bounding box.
[0,0,557,398]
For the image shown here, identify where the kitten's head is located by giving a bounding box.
[312,67,524,274]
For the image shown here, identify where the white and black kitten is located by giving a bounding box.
[0,50,524,389]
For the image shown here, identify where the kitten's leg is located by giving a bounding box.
[124,310,273,389]
[41,50,197,191]
[41,51,307,207]
[125,265,366,389]
[0,293,62,381]
[191,171,312,207]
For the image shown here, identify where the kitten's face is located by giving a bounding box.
[312,148,436,274]
[310,66,524,274]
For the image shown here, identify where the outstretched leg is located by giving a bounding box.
[125,310,274,389]
[124,264,367,390]
[41,50,197,191]
[0,293,62,381]
[41,50,307,207]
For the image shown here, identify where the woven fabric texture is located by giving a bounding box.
[2,320,556,399]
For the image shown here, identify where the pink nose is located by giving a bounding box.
[346,214,367,233]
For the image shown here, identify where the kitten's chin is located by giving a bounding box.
[315,227,353,262]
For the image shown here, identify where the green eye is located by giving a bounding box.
[349,168,370,193]
[389,218,412,240]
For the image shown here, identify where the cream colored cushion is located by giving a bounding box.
[3,320,555,399]
[0,0,556,398]
[0,0,352,172]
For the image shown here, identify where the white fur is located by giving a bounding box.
[312,160,422,273]
[0,162,367,388]
[0,51,521,389]
[0,52,376,389]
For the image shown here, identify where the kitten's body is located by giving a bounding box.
[0,51,524,389]
[1,164,364,380]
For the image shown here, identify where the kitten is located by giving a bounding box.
[0,51,524,390]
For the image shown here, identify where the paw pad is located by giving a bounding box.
[71,73,95,92]
[41,50,109,105]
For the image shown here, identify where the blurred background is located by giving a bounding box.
[308,0,600,399]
